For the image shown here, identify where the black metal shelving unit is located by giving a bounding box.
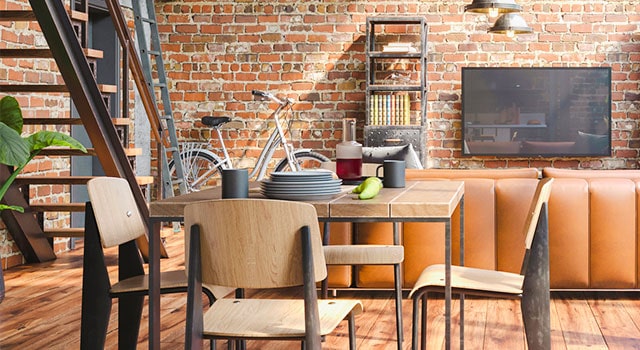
[364,16,427,165]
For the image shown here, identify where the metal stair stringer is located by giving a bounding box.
[27,0,155,258]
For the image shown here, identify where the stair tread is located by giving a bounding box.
[22,118,84,125]
[37,148,96,156]
[0,10,36,21]
[43,227,84,238]
[30,203,86,212]
[16,175,154,185]
[16,175,94,185]
[0,48,102,59]
[0,84,116,93]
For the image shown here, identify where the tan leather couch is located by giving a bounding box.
[325,167,640,290]
[542,167,640,289]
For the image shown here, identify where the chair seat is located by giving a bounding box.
[110,270,233,299]
[323,245,404,265]
[203,298,363,339]
[409,264,524,298]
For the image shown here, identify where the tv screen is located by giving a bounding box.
[462,67,611,157]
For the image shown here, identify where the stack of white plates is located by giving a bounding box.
[261,170,342,201]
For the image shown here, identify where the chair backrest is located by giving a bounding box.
[87,177,146,248]
[184,199,326,289]
[520,177,554,274]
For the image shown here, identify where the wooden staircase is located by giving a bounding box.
[0,0,166,262]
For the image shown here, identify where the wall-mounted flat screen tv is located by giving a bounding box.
[462,67,611,157]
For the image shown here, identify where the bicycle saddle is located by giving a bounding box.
[201,116,231,128]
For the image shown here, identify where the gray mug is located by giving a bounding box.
[376,160,405,188]
[221,168,249,198]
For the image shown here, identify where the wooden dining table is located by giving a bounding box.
[146,180,465,350]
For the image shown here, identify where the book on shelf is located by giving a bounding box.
[369,93,412,126]
[382,42,418,53]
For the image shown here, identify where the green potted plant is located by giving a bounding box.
[0,95,87,303]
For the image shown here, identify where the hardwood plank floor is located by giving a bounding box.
[1,230,640,349]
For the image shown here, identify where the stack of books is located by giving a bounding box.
[369,92,411,126]
[382,43,418,53]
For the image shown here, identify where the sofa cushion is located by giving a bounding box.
[406,168,539,180]
[547,179,590,288]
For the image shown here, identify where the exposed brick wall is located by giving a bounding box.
[155,0,640,170]
[1,0,640,267]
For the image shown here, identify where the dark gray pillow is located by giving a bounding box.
[362,144,423,169]
[575,131,609,154]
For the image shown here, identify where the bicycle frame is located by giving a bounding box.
[248,95,300,180]
[188,91,305,185]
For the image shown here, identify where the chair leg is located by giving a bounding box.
[521,206,551,350]
[420,293,427,350]
[393,262,403,350]
[117,294,144,349]
[348,312,356,350]
[80,202,113,350]
[411,291,428,350]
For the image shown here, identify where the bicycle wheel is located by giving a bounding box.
[168,150,222,192]
[274,151,329,172]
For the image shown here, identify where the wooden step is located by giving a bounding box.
[36,147,141,158]
[15,175,94,185]
[0,48,103,59]
[125,148,143,157]
[16,175,154,186]
[30,203,86,212]
[112,118,132,126]
[0,10,36,21]
[136,176,155,185]
[0,9,87,22]
[37,148,97,156]
[23,116,127,125]
[43,227,84,238]
[22,118,84,125]
[0,84,116,93]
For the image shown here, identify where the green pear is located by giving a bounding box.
[357,177,383,200]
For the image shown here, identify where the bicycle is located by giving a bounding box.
[169,90,330,192]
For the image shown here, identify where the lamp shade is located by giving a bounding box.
[464,0,522,15]
[489,13,533,37]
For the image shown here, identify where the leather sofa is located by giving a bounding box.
[542,167,640,289]
[324,167,640,290]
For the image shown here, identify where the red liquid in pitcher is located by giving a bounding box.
[336,158,362,180]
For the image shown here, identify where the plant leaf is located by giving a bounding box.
[0,122,30,166]
[0,96,23,134]
[25,131,87,153]
[0,203,24,213]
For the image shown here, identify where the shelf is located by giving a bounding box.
[366,16,425,24]
[369,52,423,59]
[369,84,424,92]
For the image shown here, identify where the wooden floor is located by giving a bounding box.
[2,231,640,349]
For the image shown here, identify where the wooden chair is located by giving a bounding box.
[319,161,405,349]
[80,177,217,349]
[184,199,363,350]
[409,178,554,350]
[321,226,405,350]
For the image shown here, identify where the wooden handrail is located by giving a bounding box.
[104,0,164,145]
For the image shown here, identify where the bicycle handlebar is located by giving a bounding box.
[252,90,291,106]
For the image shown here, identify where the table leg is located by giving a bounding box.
[321,221,330,299]
[444,219,451,350]
[148,220,161,350]
[459,196,465,350]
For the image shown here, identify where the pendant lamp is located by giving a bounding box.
[464,0,522,18]
[489,13,533,37]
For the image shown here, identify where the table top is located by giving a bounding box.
[149,180,464,220]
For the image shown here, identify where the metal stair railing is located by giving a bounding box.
[130,0,188,198]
